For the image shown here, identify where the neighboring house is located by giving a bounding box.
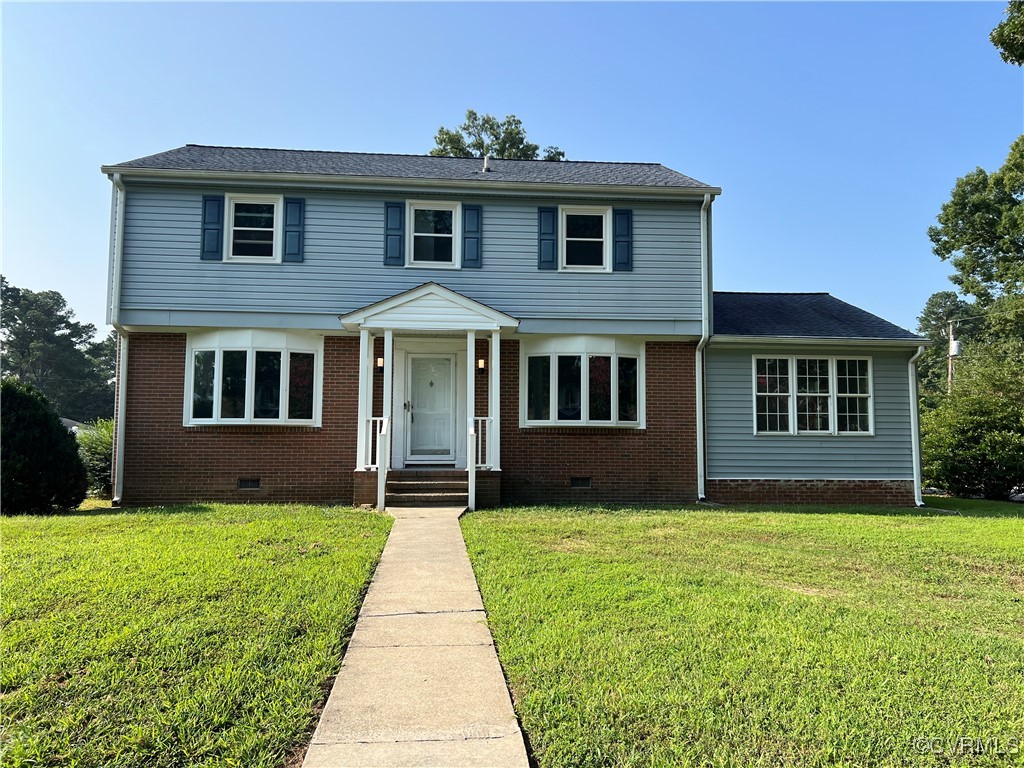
[101,145,927,509]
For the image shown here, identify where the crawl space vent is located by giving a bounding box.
[238,478,261,490]
[570,476,593,489]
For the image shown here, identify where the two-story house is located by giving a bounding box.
[101,145,926,510]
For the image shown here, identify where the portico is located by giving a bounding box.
[340,283,519,510]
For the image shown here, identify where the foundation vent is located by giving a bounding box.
[238,478,261,490]
[570,476,592,489]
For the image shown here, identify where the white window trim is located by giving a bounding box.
[406,200,462,269]
[519,338,646,429]
[183,331,323,427]
[751,355,874,437]
[559,205,612,273]
[224,194,284,264]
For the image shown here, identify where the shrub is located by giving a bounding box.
[1,378,87,514]
[921,339,1024,500]
[77,418,114,498]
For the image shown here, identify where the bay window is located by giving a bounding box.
[184,330,323,426]
[522,338,644,427]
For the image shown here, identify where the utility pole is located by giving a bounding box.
[947,319,961,394]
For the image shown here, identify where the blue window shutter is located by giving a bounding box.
[200,195,224,261]
[463,204,482,268]
[384,202,404,266]
[613,208,633,271]
[282,198,305,263]
[538,207,557,270]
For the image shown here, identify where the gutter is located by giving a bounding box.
[709,335,930,348]
[112,333,129,505]
[107,173,126,326]
[908,345,926,507]
[98,166,723,202]
[695,193,714,501]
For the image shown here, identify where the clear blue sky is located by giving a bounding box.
[2,2,1020,337]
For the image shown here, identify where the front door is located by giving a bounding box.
[406,355,456,462]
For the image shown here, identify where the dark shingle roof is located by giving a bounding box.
[108,144,715,189]
[713,292,922,341]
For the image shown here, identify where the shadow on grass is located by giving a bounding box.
[30,503,222,518]
[473,498,1024,520]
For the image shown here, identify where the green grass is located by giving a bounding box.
[923,496,1024,517]
[462,505,1024,767]
[1,504,392,768]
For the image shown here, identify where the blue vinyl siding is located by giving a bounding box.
[705,347,916,479]
[119,187,703,324]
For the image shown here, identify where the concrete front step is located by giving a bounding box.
[386,493,469,506]
[387,480,468,492]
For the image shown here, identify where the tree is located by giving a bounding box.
[1,378,88,514]
[927,136,1024,337]
[991,1,1024,65]
[921,339,1024,500]
[915,291,985,405]
[1,277,115,421]
[431,110,565,161]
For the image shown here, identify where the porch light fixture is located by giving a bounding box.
[477,358,486,373]
[376,357,385,373]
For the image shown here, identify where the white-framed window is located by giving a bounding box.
[521,337,645,427]
[406,200,461,268]
[184,330,323,426]
[752,355,873,436]
[225,194,283,263]
[560,206,612,272]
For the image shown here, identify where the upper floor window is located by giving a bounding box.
[753,356,873,436]
[560,206,611,272]
[407,201,461,268]
[521,337,644,427]
[184,330,323,426]
[226,194,283,263]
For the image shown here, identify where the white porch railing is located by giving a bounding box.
[474,416,493,469]
[364,417,387,470]
[375,417,390,511]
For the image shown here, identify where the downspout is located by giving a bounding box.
[109,173,128,504]
[908,345,926,507]
[695,193,713,501]
[112,334,129,505]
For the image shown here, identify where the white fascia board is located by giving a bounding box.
[100,167,722,201]
[709,335,930,348]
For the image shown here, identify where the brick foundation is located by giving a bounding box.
[706,479,916,506]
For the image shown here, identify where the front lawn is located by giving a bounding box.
[463,505,1024,767]
[1,504,392,768]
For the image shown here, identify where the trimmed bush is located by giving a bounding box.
[1,378,87,514]
[77,418,114,498]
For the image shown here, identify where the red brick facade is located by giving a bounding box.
[706,479,916,506]
[119,333,359,505]
[499,340,698,504]
[116,333,700,507]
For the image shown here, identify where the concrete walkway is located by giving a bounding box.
[302,507,529,768]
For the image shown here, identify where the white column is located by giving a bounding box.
[467,329,476,510]
[355,328,369,470]
[489,330,501,471]
[382,329,394,470]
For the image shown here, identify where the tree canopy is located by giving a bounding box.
[431,110,565,161]
[1,277,115,422]
[927,136,1024,337]
[915,291,985,405]
[991,1,1024,65]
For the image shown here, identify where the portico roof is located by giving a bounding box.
[339,283,519,332]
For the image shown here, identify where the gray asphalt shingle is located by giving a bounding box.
[713,292,922,341]
[109,144,715,189]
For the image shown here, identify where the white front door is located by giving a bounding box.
[407,355,456,462]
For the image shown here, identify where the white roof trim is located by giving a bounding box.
[709,334,929,348]
[339,282,520,332]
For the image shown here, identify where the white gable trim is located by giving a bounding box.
[339,282,519,332]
